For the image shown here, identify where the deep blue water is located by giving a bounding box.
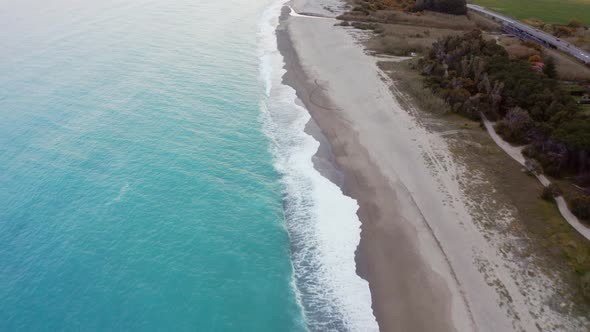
[0,0,307,330]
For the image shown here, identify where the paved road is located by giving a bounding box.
[468,4,590,65]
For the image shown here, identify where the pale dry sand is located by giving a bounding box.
[279,1,580,331]
[290,0,347,16]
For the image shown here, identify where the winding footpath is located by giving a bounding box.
[482,115,590,241]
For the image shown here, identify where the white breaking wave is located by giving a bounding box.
[287,6,336,20]
[257,1,378,331]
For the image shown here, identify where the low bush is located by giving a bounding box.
[494,107,533,144]
[415,0,467,15]
[369,35,425,56]
[570,195,590,221]
[522,40,542,52]
[351,21,378,30]
[540,184,562,201]
[505,44,539,60]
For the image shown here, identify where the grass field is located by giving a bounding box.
[469,0,590,25]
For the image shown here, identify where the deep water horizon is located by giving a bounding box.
[0,0,375,330]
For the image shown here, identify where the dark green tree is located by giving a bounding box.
[543,57,557,79]
[418,0,467,15]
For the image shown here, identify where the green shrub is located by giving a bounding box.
[494,107,533,144]
[568,20,583,29]
[540,184,562,201]
[570,195,590,221]
[416,0,467,15]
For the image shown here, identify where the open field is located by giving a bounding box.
[469,0,590,25]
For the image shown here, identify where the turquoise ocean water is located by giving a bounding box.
[0,0,377,331]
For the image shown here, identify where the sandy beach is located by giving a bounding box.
[278,0,587,331]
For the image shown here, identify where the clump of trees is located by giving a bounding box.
[348,0,467,15]
[349,0,416,14]
[420,30,583,173]
[541,183,562,201]
[414,0,466,15]
[419,30,590,218]
[495,107,533,144]
[571,195,590,220]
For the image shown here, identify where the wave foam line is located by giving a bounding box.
[257,1,378,331]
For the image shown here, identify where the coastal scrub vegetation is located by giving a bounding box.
[339,13,478,57]
[414,0,466,15]
[418,30,589,182]
[417,30,590,224]
[541,183,562,201]
[345,0,466,15]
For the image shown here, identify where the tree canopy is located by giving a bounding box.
[420,30,589,177]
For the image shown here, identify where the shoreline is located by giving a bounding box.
[277,4,470,331]
[277,0,588,330]
[261,1,378,330]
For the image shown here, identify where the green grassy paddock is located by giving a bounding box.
[469,0,590,25]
